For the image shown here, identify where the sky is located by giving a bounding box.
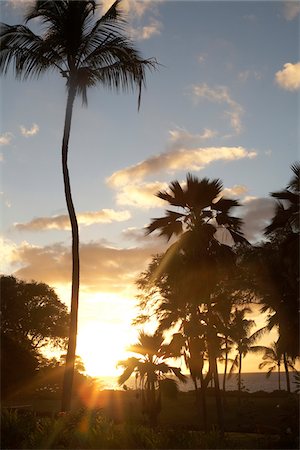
[0,0,299,380]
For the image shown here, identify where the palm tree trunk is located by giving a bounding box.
[238,352,242,406]
[199,371,208,432]
[283,352,291,393]
[61,83,80,412]
[278,362,281,391]
[223,337,228,392]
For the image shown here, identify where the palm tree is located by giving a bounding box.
[263,163,300,392]
[118,331,186,426]
[265,162,299,236]
[229,308,263,403]
[254,341,283,391]
[0,0,156,411]
[146,173,248,434]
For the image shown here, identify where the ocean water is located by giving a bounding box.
[98,372,298,393]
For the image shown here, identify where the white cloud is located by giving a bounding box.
[275,62,300,91]
[168,127,217,148]
[129,18,162,40]
[197,54,207,64]
[0,192,12,208]
[116,181,167,208]
[15,209,131,231]
[0,236,20,273]
[241,197,275,243]
[107,146,257,188]
[101,0,156,18]
[20,123,39,137]
[283,1,300,20]
[192,83,244,134]
[0,132,13,146]
[238,70,262,83]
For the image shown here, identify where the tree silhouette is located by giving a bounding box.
[263,163,299,392]
[0,0,156,411]
[118,331,186,426]
[228,308,263,403]
[1,275,69,350]
[143,173,248,434]
[254,341,283,391]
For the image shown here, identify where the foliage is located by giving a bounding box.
[118,331,186,425]
[1,275,69,350]
[1,407,288,449]
[0,276,69,398]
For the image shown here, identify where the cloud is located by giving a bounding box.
[192,83,244,134]
[197,54,207,64]
[275,62,300,91]
[116,181,167,208]
[129,18,162,40]
[107,146,257,188]
[101,0,156,18]
[283,1,300,20]
[0,132,13,146]
[217,184,248,200]
[20,123,39,137]
[15,209,131,231]
[12,240,163,294]
[168,127,217,148]
[238,70,262,83]
[0,236,20,274]
[241,197,275,243]
[0,192,12,208]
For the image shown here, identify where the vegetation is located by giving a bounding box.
[118,331,186,426]
[0,0,157,412]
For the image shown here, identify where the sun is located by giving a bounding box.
[76,321,137,378]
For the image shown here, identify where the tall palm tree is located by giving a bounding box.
[0,0,156,411]
[263,163,299,392]
[146,173,248,434]
[118,331,186,426]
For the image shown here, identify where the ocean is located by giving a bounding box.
[98,372,298,393]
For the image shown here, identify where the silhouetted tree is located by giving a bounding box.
[1,275,69,350]
[118,331,186,426]
[1,332,39,398]
[0,0,156,411]
[141,174,248,434]
[0,276,69,398]
[229,308,263,403]
[254,341,283,391]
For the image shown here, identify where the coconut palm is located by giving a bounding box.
[118,331,186,425]
[254,341,283,390]
[0,0,156,411]
[262,163,300,392]
[146,174,248,434]
[229,308,264,403]
[265,162,299,236]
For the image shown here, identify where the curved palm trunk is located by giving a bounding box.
[61,84,80,412]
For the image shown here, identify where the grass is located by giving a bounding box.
[2,389,299,449]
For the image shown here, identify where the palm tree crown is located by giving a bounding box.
[147,173,245,244]
[0,0,156,106]
[0,0,157,412]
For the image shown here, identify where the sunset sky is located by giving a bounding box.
[0,0,299,379]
